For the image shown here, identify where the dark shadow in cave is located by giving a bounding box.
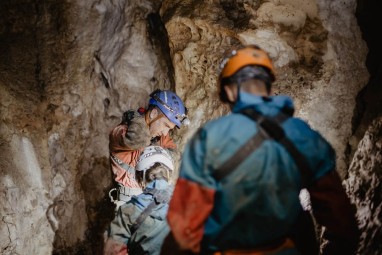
[351,0,382,154]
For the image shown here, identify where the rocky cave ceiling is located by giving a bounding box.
[0,0,381,254]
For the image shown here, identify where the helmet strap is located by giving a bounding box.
[236,82,242,104]
[146,108,165,126]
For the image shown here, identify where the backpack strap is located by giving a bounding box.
[130,188,171,233]
[212,107,312,188]
[110,153,135,173]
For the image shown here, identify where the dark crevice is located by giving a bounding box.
[350,0,382,157]
[33,1,45,99]
[147,12,176,90]
[101,72,110,89]
[220,0,253,29]
[161,0,204,24]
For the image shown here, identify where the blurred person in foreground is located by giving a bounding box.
[161,45,359,255]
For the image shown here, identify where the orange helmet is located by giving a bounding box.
[220,45,275,81]
[219,45,275,102]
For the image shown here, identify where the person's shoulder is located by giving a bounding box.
[286,117,334,151]
[203,112,242,129]
[286,116,316,132]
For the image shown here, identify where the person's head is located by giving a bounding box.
[135,146,174,188]
[218,45,275,104]
[146,89,189,138]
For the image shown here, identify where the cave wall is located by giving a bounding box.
[345,117,382,254]
[0,0,174,254]
[344,0,382,253]
[0,0,380,254]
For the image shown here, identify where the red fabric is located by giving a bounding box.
[308,171,360,255]
[103,238,128,255]
[109,124,142,187]
[167,178,215,253]
[160,134,176,150]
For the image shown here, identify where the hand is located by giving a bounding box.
[122,110,137,125]
[124,113,151,150]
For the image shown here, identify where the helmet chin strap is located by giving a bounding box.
[237,82,242,103]
[230,79,242,105]
[146,110,165,128]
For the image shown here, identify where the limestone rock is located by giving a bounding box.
[345,116,382,254]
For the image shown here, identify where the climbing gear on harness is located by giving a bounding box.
[149,89,189,128]
[109,153,142,203]
[213,238,295,255]
[219,46,275,103]
[212,107,313,188]
[109,188,118,204]
[130,188,172,233]
[109,186,143,204]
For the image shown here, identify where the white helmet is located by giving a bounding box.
[136,146,174,172]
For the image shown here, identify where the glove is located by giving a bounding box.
[122,110,136,125]
[124,112,151,150]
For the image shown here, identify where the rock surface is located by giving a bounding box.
[345,116,382,254]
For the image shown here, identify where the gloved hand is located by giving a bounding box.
[124,111,151,150]
[122,110,135,125]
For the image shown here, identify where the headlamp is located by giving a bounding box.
[150,92,190,126]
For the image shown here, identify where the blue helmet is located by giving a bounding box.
[149,89,189,128]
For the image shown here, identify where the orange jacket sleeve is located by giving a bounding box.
[109,124,142,187]
[166,178,215,253]
[160,134,176,150]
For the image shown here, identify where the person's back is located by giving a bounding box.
[189,94,330,252]
[162,45,359,255]
[104,146,175,255]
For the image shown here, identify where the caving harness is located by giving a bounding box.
[212,106,319,255]
[213,107,312,187]
[109,153,142,205]
[109,109,144,206]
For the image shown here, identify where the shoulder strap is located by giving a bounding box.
[110,153,135,173]
[130,189,171,233]
[213,107,312,188]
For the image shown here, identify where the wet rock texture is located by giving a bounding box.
[0,0,380,254]
[345,116,382,254]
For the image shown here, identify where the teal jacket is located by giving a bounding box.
[166,92,348,254]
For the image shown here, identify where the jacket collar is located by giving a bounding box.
[144,179,169,191]
[232,92,295,116]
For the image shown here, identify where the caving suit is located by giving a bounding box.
[109,109,176,203]
[104,179,173,255]
[165,92,359,255]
